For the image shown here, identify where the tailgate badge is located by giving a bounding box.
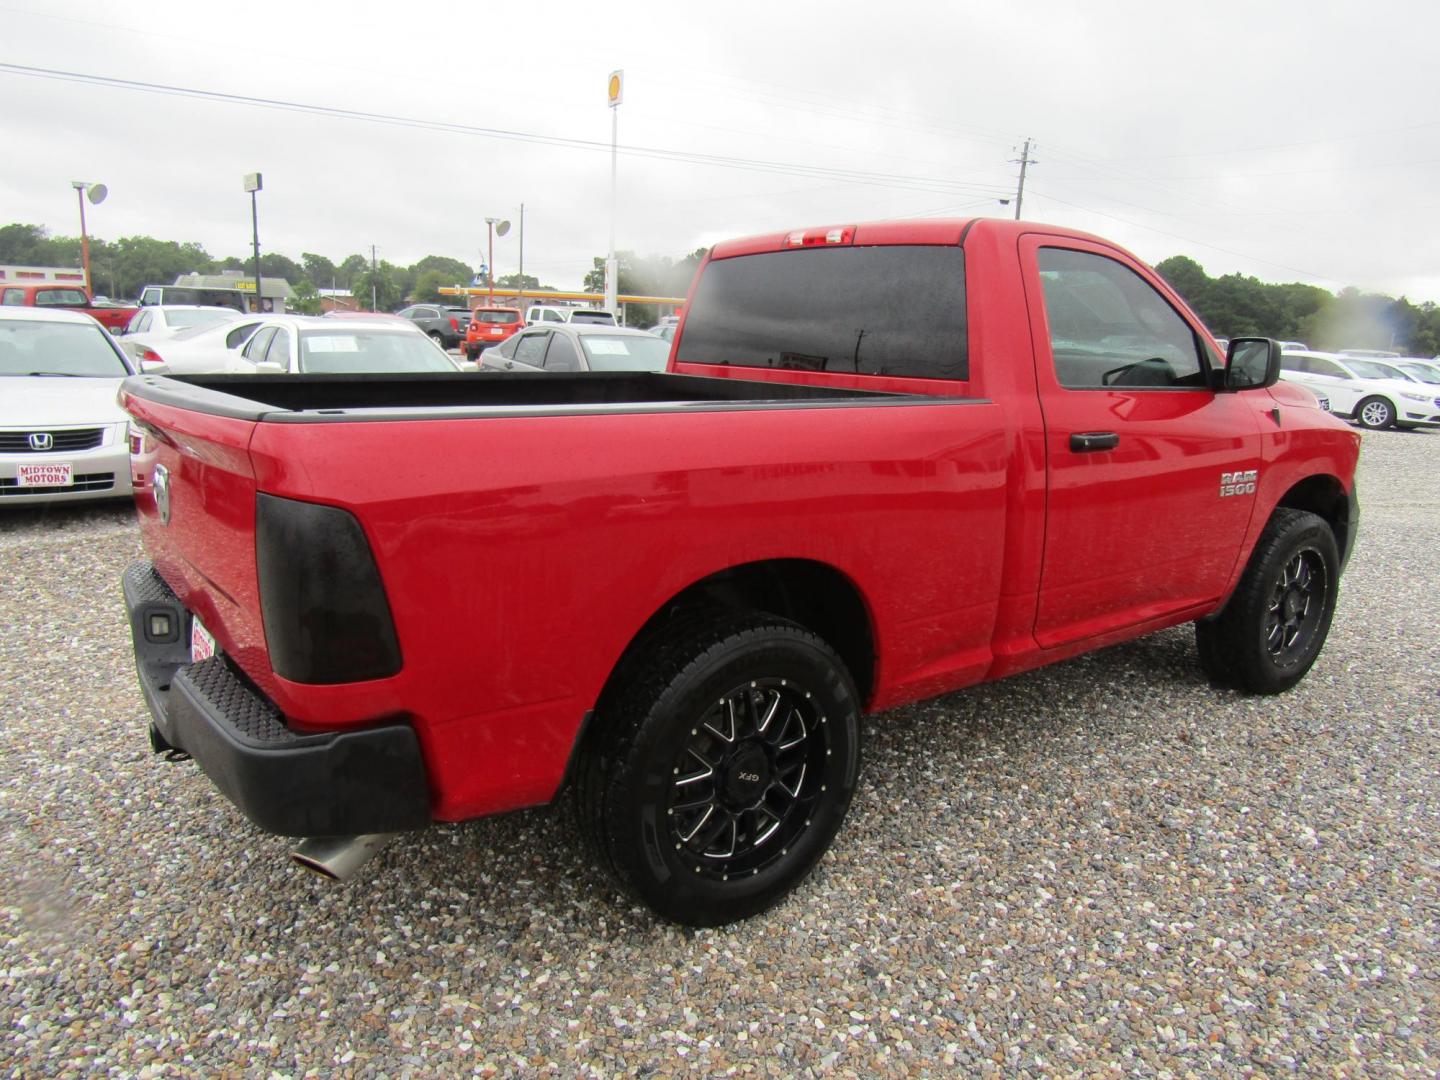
[153,464,172,524]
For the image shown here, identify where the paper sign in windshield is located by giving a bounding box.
[586,340,630,355]
[304,336,361,353]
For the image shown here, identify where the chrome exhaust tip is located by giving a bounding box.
[291,833,397,883]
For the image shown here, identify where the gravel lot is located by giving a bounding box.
[2,428,1436,1077]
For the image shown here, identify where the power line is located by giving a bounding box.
[1026,187,1342,284]
[0,61,1009,199]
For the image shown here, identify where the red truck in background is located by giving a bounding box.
[120,218,1360,927]
[1,280,137,332]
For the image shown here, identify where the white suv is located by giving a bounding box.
[1279,350,1440,430]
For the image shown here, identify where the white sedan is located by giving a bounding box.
[124,316,278,374]
[0,307,138,505]
[1278,350,1440,430]
[234,315,468,373]
[120,305,244,366]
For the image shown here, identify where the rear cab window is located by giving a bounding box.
[35,289,89,307]
[676,245,967,382]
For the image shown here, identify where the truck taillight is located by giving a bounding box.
[784,226,855,247]
[255,494,402,684]
[450,317,460,332]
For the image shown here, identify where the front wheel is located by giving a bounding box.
[576,614,862,926]
[1355,396,1396,430]
[1195,508,1340,694]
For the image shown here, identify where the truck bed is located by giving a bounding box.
[123,370,976,421]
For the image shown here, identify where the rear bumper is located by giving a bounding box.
[123,561,431,837]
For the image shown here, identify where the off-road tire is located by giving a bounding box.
[1195,508,1339,694]
[575,612,861,926]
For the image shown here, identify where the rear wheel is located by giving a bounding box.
[1355,396,1396,430]
[1195,509,1339,694]
[576,614,862,926]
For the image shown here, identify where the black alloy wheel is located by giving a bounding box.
[577,614,862,926]
[1264,548,1328,667]
[668,677,829,881]
[1195,508,1340,694]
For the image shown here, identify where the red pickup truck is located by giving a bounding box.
[120,218,1360,926]
[1,280,137,332]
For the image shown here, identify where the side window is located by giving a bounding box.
[1038,248,1205,390]
[544,333,581,371]
[243,326,277,362]
[1314,360,1348,379]
[513,332,549,367]
[543,309,565,323]
[265,329,292,369]
[2,289,24,306]
[225,322,259,349]
[129,311,152,334]
[1280,353,1304,372]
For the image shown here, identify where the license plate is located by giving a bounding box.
[17,462,73,487]
[490,328,503,335]
[190,616,216,663]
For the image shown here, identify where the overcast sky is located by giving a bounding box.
[5,0,1438,300]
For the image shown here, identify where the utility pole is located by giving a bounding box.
[1012,138,1034,221]
[370,244,378,312]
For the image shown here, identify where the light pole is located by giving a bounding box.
[483,217,511,306]
[605,70,623,316]
[70,181,107,295]
[243,173,263,312]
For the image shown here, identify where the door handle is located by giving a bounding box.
[1070,431,1120,452]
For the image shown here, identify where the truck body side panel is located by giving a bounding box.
[235,401,1010,819]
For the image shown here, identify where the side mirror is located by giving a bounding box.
[1222,337,1281,391]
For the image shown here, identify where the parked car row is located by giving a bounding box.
[1279,349,1440,430]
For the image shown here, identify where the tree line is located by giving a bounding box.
[4,222,1435,353]
[1155,256,1438,356]
[0,224,702,322]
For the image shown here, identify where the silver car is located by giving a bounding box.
[0,307,138,505]
[481,324,671,373]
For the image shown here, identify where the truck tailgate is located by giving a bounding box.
[123,391,272,693]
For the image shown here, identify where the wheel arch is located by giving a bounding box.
[597,558,878,715]
[1275,473,1356,568]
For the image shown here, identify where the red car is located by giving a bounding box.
[463,306,523,359]
[1,280,137,333]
